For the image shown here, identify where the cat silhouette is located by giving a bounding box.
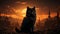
[15,7,36,33]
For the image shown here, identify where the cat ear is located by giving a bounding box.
[27,7,29,9]
[33,6,35,10]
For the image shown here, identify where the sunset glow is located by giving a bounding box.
[21,8,27,17]
[0,7,58,21]
[0,13,57,21]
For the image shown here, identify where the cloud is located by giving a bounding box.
[21,2,27,5]
[16,1,27,5]
[0,5,16,15]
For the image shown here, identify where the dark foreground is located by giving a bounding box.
[0,30,60,34]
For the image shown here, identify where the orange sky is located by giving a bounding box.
[0,1,59,22]
[0,8,57,21]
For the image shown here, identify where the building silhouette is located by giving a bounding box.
[44,8,60,34]
[48,9,51,19]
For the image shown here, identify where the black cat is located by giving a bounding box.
[15,7,36,33]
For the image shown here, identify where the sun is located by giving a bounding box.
[22,8,27,17]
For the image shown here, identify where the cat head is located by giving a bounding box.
[26,7,36,17]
